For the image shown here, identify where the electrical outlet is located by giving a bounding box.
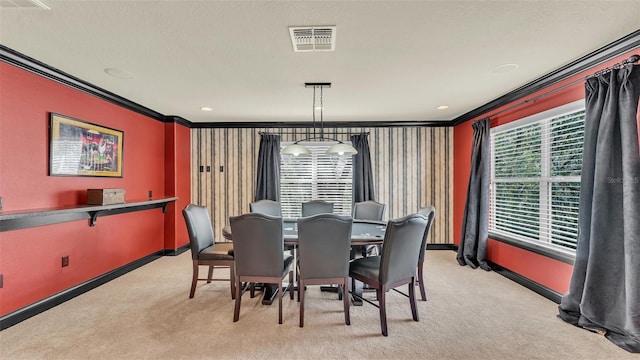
[0,196,3,210]
[206,166,211,172]
[0,274,3,288]
[62,256,69,267]
[148,190,152,200]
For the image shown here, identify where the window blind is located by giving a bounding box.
[490,103,585,252]
[280,141,353,218]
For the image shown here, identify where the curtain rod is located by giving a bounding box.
[484,54,640,121]
[258,131,369,135]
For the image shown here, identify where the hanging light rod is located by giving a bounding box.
[305,82,331,88]
[280,82,358,156]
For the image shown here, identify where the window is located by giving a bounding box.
[489,101,585,253]
[280,141,353,218]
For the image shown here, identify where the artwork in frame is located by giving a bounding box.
[49,113,124,177]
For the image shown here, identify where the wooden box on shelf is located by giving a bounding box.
[87,188,126,205]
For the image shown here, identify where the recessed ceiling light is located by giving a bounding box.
[104,67,134,79]
[200,107,213,112]
[436,105,449,110]
[489,63,519,74]
[314,106,323,111]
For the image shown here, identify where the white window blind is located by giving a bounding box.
[490,101,585,252]
[280,141,353,218]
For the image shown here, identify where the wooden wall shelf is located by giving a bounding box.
[0,197,178,232]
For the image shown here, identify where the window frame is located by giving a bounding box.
[279,141,354,218]
[488,100,585,264]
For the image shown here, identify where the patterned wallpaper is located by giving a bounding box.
[191,126,453,245]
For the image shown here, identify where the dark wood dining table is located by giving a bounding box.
[221,218,386,305]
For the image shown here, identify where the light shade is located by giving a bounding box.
[326,142,358,156]
[280,143,311,156]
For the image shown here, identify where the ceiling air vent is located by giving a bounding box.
[0,0,50,9]
[289,26,336,52]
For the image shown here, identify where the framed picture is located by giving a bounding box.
[49,113,124,177]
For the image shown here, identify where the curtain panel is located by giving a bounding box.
[457,118,491,271]
[255,134,281,201]
[558,65,640,353]
[351,133,376,202]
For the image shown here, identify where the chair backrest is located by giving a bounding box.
[297,214,353,279]
[379,214,428,284]
[250,199,282,217]
[182,204,215,260]
[301,200,334,217]
[229,213,284,277]
[353,200,386,221]
[417,206,436,262]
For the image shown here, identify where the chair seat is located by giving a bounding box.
[199,242,234,260]
[349,255,381,280]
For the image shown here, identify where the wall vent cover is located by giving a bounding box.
[289,26,336,52]
[0,0,50,9]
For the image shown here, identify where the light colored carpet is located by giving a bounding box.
[0,250,634,360]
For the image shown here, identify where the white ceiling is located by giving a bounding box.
[1,1,639,124]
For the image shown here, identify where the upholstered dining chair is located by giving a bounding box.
[353,200,387,256]
[229,213,294,324]
[249,199,282,217]
[301,200,334,217]
[353,200,386,221]
[182,204,235,299]
[348,213,428,336]
[297,214,353,327]
[416,206,436,301]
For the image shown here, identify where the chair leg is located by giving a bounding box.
[189,261,199,298]
[278,282,283,324]
[343,277,351,326]
[409,277,419,322]
[289,271,294,299]
[230,264,236,300]
[250,283,255,298]
[207,266,214,283]
[338,284,343,300]
[378,288,388,336]
[233,278,242,322]
[299,278,305,328]
[417,261,427,301]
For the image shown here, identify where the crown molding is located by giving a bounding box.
[0,45,165,123]
[452,29,640,126]
[188,120,451,129]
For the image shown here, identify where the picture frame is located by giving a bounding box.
[49,113,124,177]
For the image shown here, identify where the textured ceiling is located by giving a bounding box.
[1,1,639,123]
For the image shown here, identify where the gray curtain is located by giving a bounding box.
[351,133,376,202]
[457,118,490,271]
[558,64,640,353]
[255,134,280,201]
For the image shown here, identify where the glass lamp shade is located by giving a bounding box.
[280,143,311,156]
[326,142,358,156]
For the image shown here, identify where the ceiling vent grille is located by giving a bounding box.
[289,26,336,52]
[0,0,50,9]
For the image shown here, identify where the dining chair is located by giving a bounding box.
[353,200,387,256]
[416,206,436,301]
[301,200,334,217]
[182,204,236,299]
[229,212,294,324]
[249,199,282,217]
[297,214,353,327]
[348,213,428,336]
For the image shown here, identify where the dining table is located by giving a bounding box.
[221,218,387,306]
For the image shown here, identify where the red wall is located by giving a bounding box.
[453,50,639,294]
[163,122,191,250]
[0,63,190,316]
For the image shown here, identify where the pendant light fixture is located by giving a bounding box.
[280,82,358,156]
